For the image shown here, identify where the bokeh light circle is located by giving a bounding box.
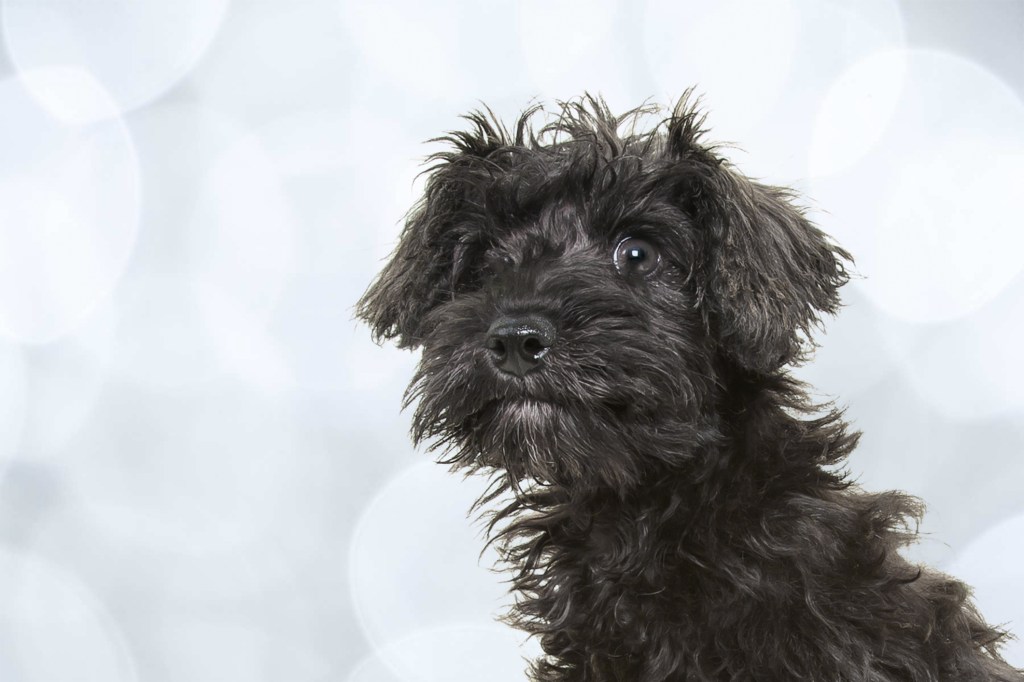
[109,103,296,389]
[902,277,1024,421]
[124,103,296,319]
[190,0,354,126]
[0,546,137,682]
[337,1,469,98]
[67,385,301,555]
[349,461,510,648]
[254,107,417,282]
[790,285,923,401]
[943,512,1024,667]
[152,620,326,682]
[643,0,798,139]
[517,0,642,109]
[188,132,297,323]
[1,0,230,120]
[809,48,908,179]
[705,0,907,182]
[810,49,1024,324]
[0,70,139,344]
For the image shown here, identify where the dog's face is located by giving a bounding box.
[358,97,850,492]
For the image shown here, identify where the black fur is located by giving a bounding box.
[357,94,1022,681]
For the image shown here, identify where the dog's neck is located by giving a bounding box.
[490,371,857,549]
[486,374,871,667]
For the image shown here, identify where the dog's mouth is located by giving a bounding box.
[464,395,560,423]
[502,397,561,408]
[480,396,564,417]
[466,394,638,428]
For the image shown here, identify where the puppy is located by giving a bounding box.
[357,95,1022,681]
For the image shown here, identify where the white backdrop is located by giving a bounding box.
[0,1,1022,680]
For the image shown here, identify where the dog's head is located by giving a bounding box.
[357,95,850,492]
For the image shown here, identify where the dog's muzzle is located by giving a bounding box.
[486,315,557,377]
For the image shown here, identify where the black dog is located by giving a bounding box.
[357,95,1022,681]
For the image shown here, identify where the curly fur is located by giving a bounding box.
[357,93,1022,681]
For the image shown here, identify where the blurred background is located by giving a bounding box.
[0,0,1022,679]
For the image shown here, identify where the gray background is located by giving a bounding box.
[0,0,1022,680]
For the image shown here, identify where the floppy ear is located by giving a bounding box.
[356,176,462,349]
[666,97,852,374]
[357,110,510,348]
[703,172,851,373]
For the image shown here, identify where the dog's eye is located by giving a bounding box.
[613,237,661,277]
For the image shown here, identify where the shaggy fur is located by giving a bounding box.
[357,94,1022,681]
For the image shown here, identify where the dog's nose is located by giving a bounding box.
[486,315,556,377]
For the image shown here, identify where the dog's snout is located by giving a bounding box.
[486,315,556,377]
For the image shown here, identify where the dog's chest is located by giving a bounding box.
[543,517,846,680]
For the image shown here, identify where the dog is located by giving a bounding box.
[356,94,1022,681]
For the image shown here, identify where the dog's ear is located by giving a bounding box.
[665,98,852,374]
[701,173,852,374]
[357,111,511,348]
[356,175,464,349]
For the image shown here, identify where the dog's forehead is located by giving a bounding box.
[489,198,603,260]
[487,183,686,262]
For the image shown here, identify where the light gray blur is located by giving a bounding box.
[0,1,1021,679]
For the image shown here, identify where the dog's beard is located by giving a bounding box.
[468,396,648,488]
[407,348,710,492]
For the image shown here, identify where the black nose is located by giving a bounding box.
[486,315,557,377]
